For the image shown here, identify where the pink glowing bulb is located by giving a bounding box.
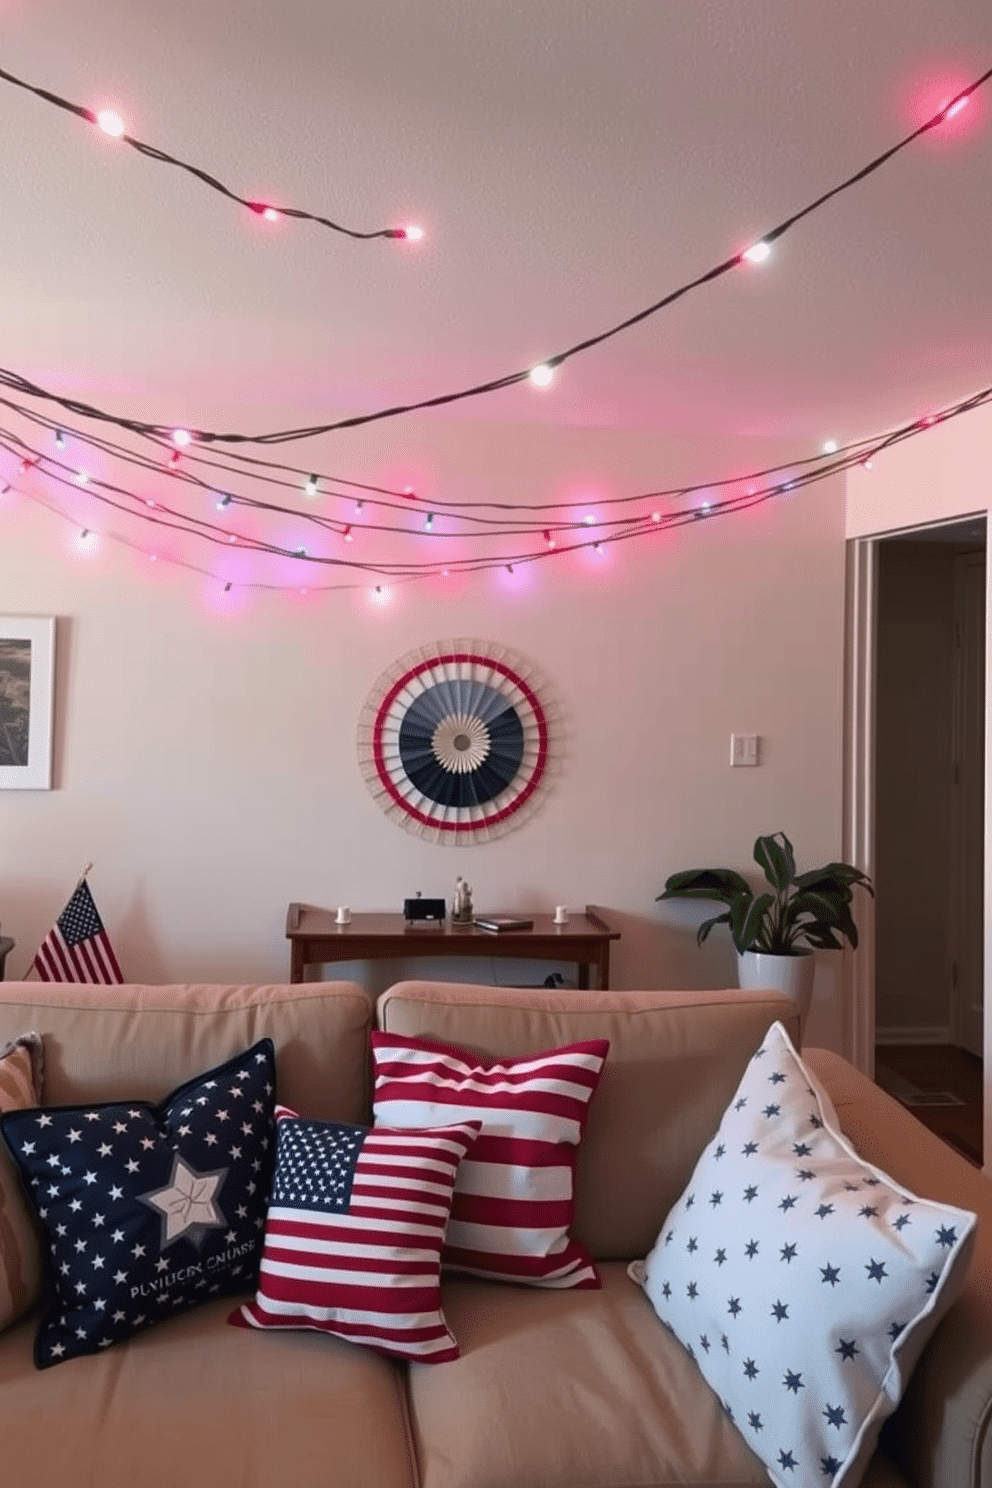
[651,512,661,523]
[262,207,280,222]
[172,428,192,447]
[342,526,353,542]
[945,96,969,120]
[96,109,125,137]
[402,225,424,241]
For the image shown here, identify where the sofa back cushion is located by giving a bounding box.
[377,983,799,1261]
[0,982,372,1123]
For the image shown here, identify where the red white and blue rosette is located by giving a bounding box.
[357,641,557,843]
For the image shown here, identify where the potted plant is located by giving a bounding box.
[657,831,873,1026]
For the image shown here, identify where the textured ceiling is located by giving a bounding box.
[2,1,991,455]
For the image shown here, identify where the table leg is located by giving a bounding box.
[577,962,590,991]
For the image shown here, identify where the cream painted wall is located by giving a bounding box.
[1,420,847,1047]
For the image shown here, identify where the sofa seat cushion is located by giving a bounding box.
[0,1295,419,1488]
[407,1262,768,1488]
[405,1263,911,1488]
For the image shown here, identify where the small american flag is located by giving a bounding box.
[30,879,123,983]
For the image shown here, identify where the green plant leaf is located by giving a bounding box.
[793,864,874,897]
[802,925,843,950]
[753,832,796,892]
[696,911,731,946]
[731,892,775,953]
[658,868,752,905]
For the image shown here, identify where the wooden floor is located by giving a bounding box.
[875,1043,983,1167]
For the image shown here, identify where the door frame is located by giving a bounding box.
[844,516,989,1172]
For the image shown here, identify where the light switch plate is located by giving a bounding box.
[730,733,760,766]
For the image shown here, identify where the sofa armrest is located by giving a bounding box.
[806,1047,992,1488]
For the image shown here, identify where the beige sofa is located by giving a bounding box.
[0,976,989,1488]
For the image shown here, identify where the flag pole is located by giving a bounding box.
[75,862,93,891]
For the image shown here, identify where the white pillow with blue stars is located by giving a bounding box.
[634,1020,977,1488]
[0,1039,276,1368]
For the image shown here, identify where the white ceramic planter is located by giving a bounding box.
[736,949,815,1033]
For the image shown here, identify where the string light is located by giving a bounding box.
[945,96,970,120]
[224,581,232,592]
[168,450,181,468]
[305,474,319,496]
[342,525,353,541]
[216,494,232,509]
[75,470,89,484]
[822,439,838,454]
[96,108,125,138]
[54,429,65,449]
[172,429,192,447]
[5,373,992,593]
[402,226,424,241]
[0,63,420,245]
[543,530,556,548]
[423,513,434,531]
[529,364,554,387]
[6,63,989,451]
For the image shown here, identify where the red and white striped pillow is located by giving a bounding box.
[231,1106,479,1363]
[371,1031,609,1289]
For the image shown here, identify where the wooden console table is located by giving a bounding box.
[286,905,620,990]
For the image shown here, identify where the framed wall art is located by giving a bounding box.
[357,639,560,844]
[0,616,56,790]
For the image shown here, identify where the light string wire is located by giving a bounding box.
[0,405,613,537]
[0,65,987,447]
[0,61,418,243]
[5,381,992,589]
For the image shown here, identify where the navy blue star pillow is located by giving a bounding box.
[0,1039,276,1368]
[632,1021,977,1488]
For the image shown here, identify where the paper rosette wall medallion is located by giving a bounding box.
[357,640,559,843]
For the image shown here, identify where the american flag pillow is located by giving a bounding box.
[371,1031,610,1288]
[231,1107,480,1363]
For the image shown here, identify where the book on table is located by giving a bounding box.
[473,916,535,932]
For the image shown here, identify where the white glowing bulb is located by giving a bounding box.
[96,109,125,137]
[305,474,319,497]
[403,225,424,241]
[78,529,92,544]
[582,514,596,526]
[149,553,157,562]
[742,241,771,263]
[651,511,661,523]
[172,428,192,447]
[529,363,554,387]
[424,514,434,531]
[54,429,66,449]
[75,470,90,484]
[262,207,280,223]
[822,439,838,454]
[342,526,353,542]
[945,96,969,120]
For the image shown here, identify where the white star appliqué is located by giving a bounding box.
[139,1154,228,1248]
